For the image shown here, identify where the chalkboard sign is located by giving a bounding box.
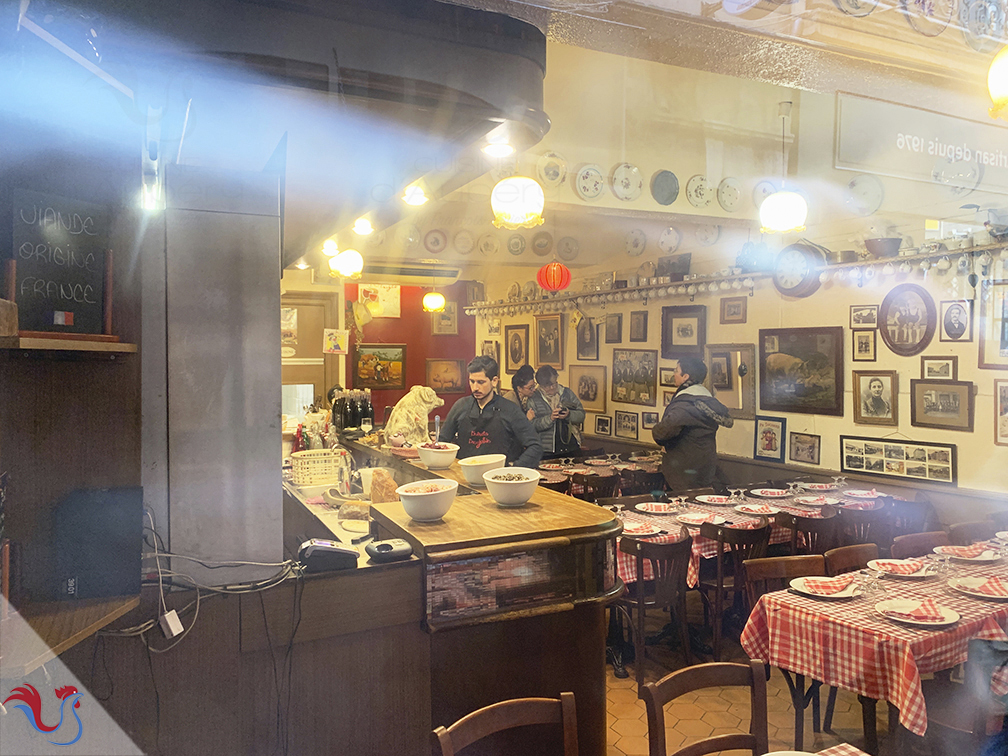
[12,189,107,334]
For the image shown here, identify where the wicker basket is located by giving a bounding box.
[292,449,340,486]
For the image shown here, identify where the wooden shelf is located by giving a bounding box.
[0,336,137,354]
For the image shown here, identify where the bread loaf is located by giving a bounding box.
[370,468,399,504]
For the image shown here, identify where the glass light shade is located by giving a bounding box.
[422,291,446,312]
[759,190,808,234]
[491,176,545,230]
[332,249,363,278]
[482,143,515,158]
[322,238,339,256]
[402,185,428,206]
[353,218,373,235]
[989,45,1008,119]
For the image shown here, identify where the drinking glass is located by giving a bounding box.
[729,488,744,504]
[607,453,621,463]
[831,476,843,489]
[360,418,373,435]
[787,482,800,497]
[673,495,688,512]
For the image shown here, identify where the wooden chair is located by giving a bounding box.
[570,472,619,503]
[538,478,570,494]
[987,509,1008,531]
[617,528,693,691]
[837,501,892,548]
[431,692,578,756]
[697,518,771,661]
[673,486,717,500]
[597,494,665,511]
[777,506,840,555]
[620,468,667,496]
[885,495,937,541]
[743,555,829,751]
[641,660,768,756]
[824,543,879,576]
[949,520,997,546]
[891,530,950,559]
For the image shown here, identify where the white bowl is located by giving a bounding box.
[416,442,460,470]
[396,479,458,522]
[458,453,507,487]
[483,467,541,507]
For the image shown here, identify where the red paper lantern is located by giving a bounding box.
[537,261,571,292]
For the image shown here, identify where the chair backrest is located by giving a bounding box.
[890,530,950,559]
[570,472,619,502]
[743,555,825,609]
[824,543,879,576]
[675,487,717,500]
[949,520,997,546]
[431,692,578,756]
[837,501,892,548]
[641,660,768,756]
[699,518,771,594]
[620,468,668,496]
[619,527,693,609]
[987,509,1008,531]
[539,478,571,495]
[964,639,1008,740]
[776,506,840,555]
[884,496,936,539]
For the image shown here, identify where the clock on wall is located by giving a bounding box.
[773,242,827,298]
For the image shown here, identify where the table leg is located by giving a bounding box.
[793,674,806,751]
[857,694,878,756]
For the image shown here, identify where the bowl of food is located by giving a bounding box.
[417,441,460,470]
[483,467,541,507]
[458,453,507,487]
[396,479,458,522]
[864,237,902,258]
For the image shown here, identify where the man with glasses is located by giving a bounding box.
[529,365,585,458]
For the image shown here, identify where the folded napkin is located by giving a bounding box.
[739,504,776,514]
[941,543,991,558]
[805,496,828,504]
[969,577,1008,597]
[872,559,925,575]
[802,574,856,595]
[883,598,945,623]
[305,495,326,506]
[843,500,878,511]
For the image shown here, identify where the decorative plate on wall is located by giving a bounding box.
[902,0,954,36]
[507,282,521,302]
[658,226,682,254]
[507,234,526,256]
[686,175,714,208]
[833,0,879,17]
[532,231,553,256]
[611,163,644,201]
[625,229,647,257]
[557,236,580,261]
[846,174,884,216]
[717,177,743,212]
[522,281,539,300]
[536,151,568,189]
[478,234,500,257]
[651,170,680,205]
[453,230,475,255]
[752,180,777,209]
[960,0,1006,52]
[574,164,605,201]
[695,224,721,246]
[424,229,448,254]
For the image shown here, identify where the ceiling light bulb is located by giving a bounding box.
[989,45,1008,120]
[422,291,446,312]
[482,143,515,158]
[402,185,428,206]
[295,259,311,270]
[334,249,364,278]
[353,218,374,235]
[759,190,808,234]
[322,239,339,256]
[491,176,545,229]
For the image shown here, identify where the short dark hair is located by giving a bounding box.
[868,377,884,389]
[512,364,535,391]
[535,365,558,386]
[468,355,499,379]
[678,357,707,383]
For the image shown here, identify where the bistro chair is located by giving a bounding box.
[431,692,578,756]
[538,478,570,495]
[777,506,840,555]
[620,468,667,497]
[885,494,938,541]
[641,660,768,756]
[949,519,997,546]
[570,472,619,503]
[837,501,892,549]
[697,518,771,661]
[987,509,1008,531]
[616,527,693,691]
[891,530,950,559]
[824,543,879,577]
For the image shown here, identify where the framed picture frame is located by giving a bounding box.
[996,379,1008,446]
[659,367,677,387]
[841,435,957,485]
[663,390,676,406]
[534,314,563,369]
[758,327,844,416]
[353,343,406,390]
[595,415,612,436]
[481,340,500,366]
[487,318,501,336]
[605,313,623,344]
[878,283,937,357]
[709,351,732,391]
[611,348,658,406]
[939,300,973,342]
[569,364,607,414]
[850,305,878,329]
[703,343,756,421]
[910,378,975,432]
[852,330,877,362]
[661,305,706,358]
[979,279,1008,370]
[576,317,599,361]
[720,296,747,325]
[789,431,821,465]
[629,311,648,342]
[426,358,466,393]
[431,301,458,335]
[754,415,787,463]
[615,410,638,440]
[853,370,899,426]
[920,355,958,380]
[641,411,659,430]
[504,324,529,374]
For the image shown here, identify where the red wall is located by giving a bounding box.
[344,282,476,423]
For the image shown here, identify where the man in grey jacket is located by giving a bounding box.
[529,365,585,458]
[651,357,733,491]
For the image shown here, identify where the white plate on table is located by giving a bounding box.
[748,488,789,498]
[947,576,1008,600]
[621,521,661,537]
[585,459,611,466]
[997,531,1008,540]
[734,503,780,515]
[677,512,725,527]
[867,559,933,579]
[789,576,859,600]
[875,599,960,628]
[933,545,1001,562]
[799,482,837,491]
[843,489,886,499]
[694,494,732,506]
[539,463,565,470]
[634,501,679,515]
[792,495,840,507]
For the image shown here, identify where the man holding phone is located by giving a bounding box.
[529,365,585,458]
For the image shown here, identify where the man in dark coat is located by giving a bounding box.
[651,357,733,492]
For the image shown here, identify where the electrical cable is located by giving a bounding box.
[147,511,167,616]
[144,640,162,756]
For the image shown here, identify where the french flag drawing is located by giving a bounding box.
[52,311,74,326]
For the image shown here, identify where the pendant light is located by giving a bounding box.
[989,45,1008,120]
[330,249,363,278]
[422,291,446,312]
[537,260,571,292]
[759,101,808,235]
[491,176,545,229]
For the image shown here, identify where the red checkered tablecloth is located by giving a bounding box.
[817,745,871,756]
[740,560,1008,737]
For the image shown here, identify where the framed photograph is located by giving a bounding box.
[878,283,937,357]
[852,330,877,362]
[920,355,958,380]
[576,317,599,361]
[615,410,638,440]
[853,370,898,426]
[996,379,1008,446]
[605,313,623,344]
[465,281,485,306]
[754,415,787,463]
[569,364,607,414]
[709,351,732,391]
[629,311,648,342]
[611,348,658,406]
[910,379,975,432]
[426,359,466,393]
[663,390,676,406]
[841,435,957,486]
[939,300,973,342]
[487,318,501,336]
[481,340,500,365]
[979,279,1008,370]
[641,411,659,430]
[504,324,529,374]
[661,305,706,358]
[595,415,612,436]
[720,296,747,325]
[534,314,563,369]
[789,432,821,465]
[431,301,458,335]
[660,367,677,387]
[850,305,878,329]
[759,327,844,416]
[353,343,406,390]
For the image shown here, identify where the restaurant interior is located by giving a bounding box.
[2,0,1008,754]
